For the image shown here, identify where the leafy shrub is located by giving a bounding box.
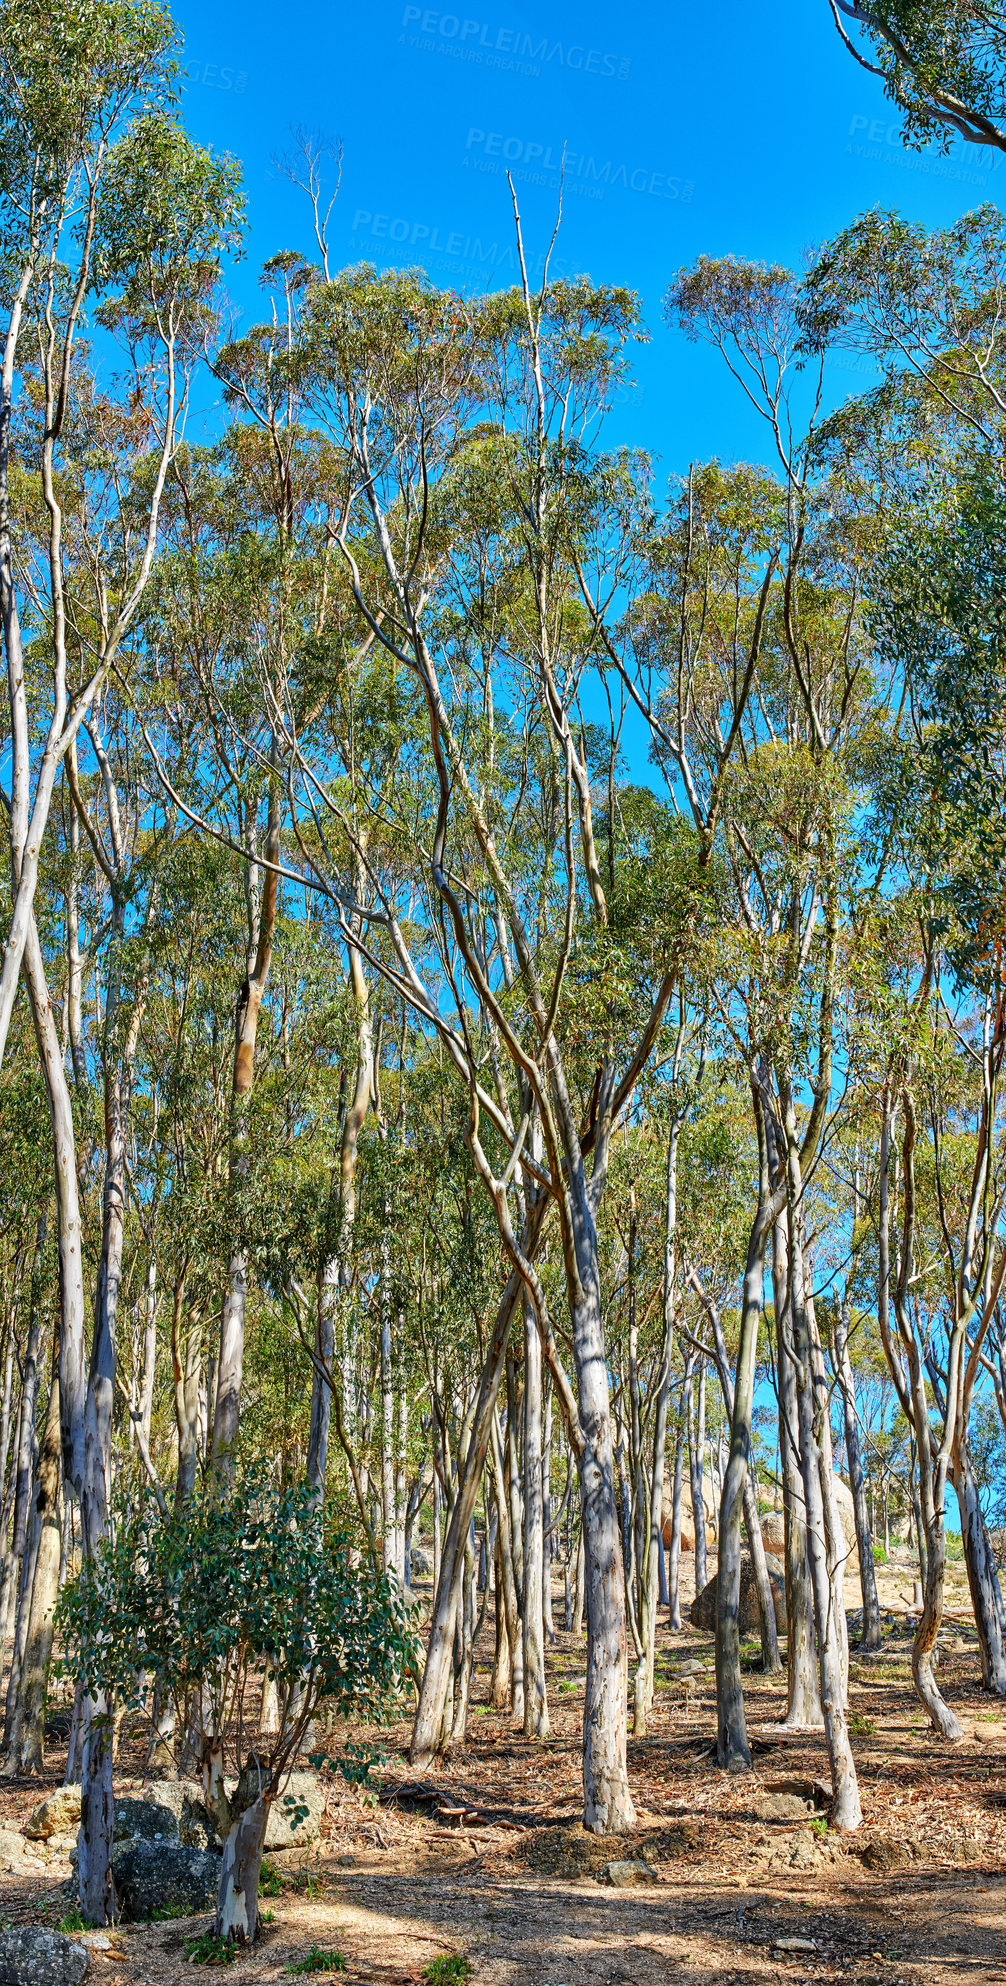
[58,1469,418,1944]
[286,1950,347,1976]
[259,1860,284,1896]
[184,1930,238,1965]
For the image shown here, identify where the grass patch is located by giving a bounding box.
[848,1714,875,1736]
[423,1959,473,1986]
[286,1950,347,1976]
[183,1930,238,1966]
[57,1908,87,1935]
[259,1859,284,1896]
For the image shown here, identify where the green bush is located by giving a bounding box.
[872,1543,888,1564]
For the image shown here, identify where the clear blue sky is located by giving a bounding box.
[173,0,1002,480]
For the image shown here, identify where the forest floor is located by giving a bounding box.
[1,1540,1005,1986]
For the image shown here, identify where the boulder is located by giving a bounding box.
[831,1474,857,1550]
[22,1784,81,1841]
[603,1858,652,1886]
[213,1768,322,1850]
[661,1507,717,1555]
[760,1511,786,1554]
[689,1554,786,1635]
[265,1771,323,1849]
[760,1480,858,1552]
[0,1928,89,1985]
[139,1779,217,1850]
[111,1840,220,1921]
[113,1797,180,1845]
[409,1545,434,1578]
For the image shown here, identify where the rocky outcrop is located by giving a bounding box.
[689,1553,786,1634]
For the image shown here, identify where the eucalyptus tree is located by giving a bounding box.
[826,0,1006,155]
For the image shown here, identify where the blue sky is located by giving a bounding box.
[173,0,1003,482]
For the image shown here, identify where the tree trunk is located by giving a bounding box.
[569,1207,635,1833]
[379,1217,396,1578]
[715,1196,769,1773]
[954,1445,1006,1693]
[635,1116,680,1723]
[742,1471,781,1672]
[913,1487,960,1737]
[786,1144,861,1830]
[213,780,280,1472]
[0,1214,45,1671]
[20,913,116,1915]
[521,1296,548,1738]
[411,1235,541,1763]
[773,1216,822,1730]
[139,1258,157,1453]
[834,1296,881,1652]
[489,1416,522,1718]
[666,1400,687,1632]
[687,1362,708,1597]
[216,1791,270,1943]
[2,1338,60,1775]
[541,1384,554,1644]
[572,1529,585,1636]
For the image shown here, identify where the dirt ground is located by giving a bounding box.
[2,1539,1005,1986]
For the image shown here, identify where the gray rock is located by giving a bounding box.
[603,1858,652,1887]
[139,1780,217,1851]
[265,1771,323,1849]
[113,1797,180,1845]
[410,1545,434,1578]
[0,1927,90,1984]
[111,1840,220,1921]
[22,1785,81,1840]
